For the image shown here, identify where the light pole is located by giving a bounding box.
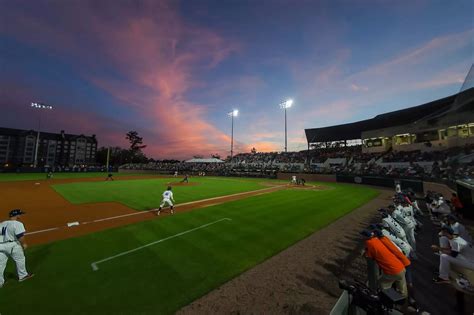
[228,109,239,162]
[31,102,54,168]
[279,99,293,152]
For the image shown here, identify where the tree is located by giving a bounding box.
[251,147,257,154]
[126,131,148,163]
[126,131,147,152]
[211,153,221,159]
[96,146,135,166]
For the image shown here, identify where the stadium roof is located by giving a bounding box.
[305,87,473,143]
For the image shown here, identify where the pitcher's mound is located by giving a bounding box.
[166,182,200,187]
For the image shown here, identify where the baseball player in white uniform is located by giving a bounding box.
[0,209,34,288]
[155,186,175,216]
[380,209,408,243]
[291,175,297,184]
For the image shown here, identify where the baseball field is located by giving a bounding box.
[0,173,378,314]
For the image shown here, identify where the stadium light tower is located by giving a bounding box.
[279,99,293,152]
[30,102,54,168]
[228,109,239,162]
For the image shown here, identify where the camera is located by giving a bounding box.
[339,280,405,315]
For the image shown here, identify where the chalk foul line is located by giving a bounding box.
[90,218,232,271]
[26,185,281,236]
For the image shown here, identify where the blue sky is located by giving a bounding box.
[0,0,472,158]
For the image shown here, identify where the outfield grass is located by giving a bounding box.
[0,172,126,182]
[0,180,378,315]
[52,177,266,210]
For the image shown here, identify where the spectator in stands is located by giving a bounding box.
[450,193,464,218]
[432,226,474,284]
[361,229,408,298]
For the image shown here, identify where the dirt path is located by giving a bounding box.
[0,176,297,245]
[177,188,393,315]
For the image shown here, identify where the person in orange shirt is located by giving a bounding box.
[450,193,464,218]
[372,229,413,290]
[361,229,408,298]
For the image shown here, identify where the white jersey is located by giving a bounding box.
[381,228,412,256]
[162,190,173,200]
[0,220,26,242]
[402,206,416,226]
[412,200,423,216]
[392,208,413,228]
[451,222,472,244]
[382,216,407,241]
[395,184,401,193]
[449,236,474,261]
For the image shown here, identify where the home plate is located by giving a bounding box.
[67,222,80,227]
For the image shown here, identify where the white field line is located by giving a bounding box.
[26,227,59,235]
[91,218,232,271]
[26,185,282,236]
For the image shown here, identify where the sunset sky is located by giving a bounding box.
[1,0,472,159]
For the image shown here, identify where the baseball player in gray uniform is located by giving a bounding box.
[0,209,34,287]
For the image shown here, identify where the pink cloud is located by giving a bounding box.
[413,71,465,89]
[243,141,281,153]
[1,0,241,159]
[350,84,369,92]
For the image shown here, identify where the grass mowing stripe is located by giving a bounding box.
[52,177,266,210]
[0,182,378,315]
[91,218,232,271]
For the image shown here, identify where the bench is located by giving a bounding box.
[449,265,474,312]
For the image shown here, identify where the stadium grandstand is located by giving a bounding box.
[305,67,474,155]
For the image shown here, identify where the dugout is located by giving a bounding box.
[336,175,424,193]
[456,179,474,219]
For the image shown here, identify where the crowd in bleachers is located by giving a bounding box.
[356,186,473,313]
[120,144,474,182]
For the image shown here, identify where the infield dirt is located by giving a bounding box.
[0,176,297,245]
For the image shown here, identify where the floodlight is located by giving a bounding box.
[228,108,239,162]
[278,98,294,152]
[228,109,239,117]
[29,102,55,168]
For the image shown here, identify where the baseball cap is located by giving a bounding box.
[369,223,383,230]
[447,214,457,222]
[440,226,454,235]
[372,229,383,237]
[360,229,374,238]
[9,209,26,217]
